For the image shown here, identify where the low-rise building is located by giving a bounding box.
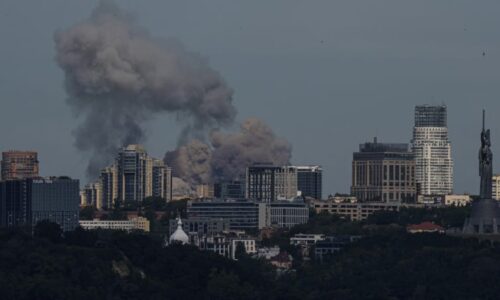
[314,236,361,261]
[407,222,445,234]
[311,200,400,221]
[444,194,472,207]
[79,217,150,232]
[168,217,230,236]
[290,234,326,247]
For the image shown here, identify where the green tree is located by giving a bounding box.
[34,220,62,243]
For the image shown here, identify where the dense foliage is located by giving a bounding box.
[4,206,500,300]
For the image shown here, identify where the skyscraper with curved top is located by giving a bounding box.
[412,105,453,195]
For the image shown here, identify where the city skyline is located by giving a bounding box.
[1,1,500,195]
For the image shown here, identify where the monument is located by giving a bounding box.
[463,110,500,235]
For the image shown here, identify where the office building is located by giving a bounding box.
[0,177,80,231]
[168,217,230,236]
[0,179,30,227]
[79,217,150,232]
[412,105,453,195]
[187,199,309,230]
[246,164,298,202]
[214,180,246,200]
[188,200,266,230]
[296,166,322,199]
[351,138,416,203]
[269,201,310,228]
[30,177,80,232]
[1,151,39,180]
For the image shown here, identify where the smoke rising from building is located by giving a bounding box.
[55,1,236,177]
[165,118,292,190]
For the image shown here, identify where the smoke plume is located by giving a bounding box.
[55,1,236,177]
[165,118,292,189]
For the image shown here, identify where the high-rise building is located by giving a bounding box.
[296,166,322,200]
[1,151,39,180]
[412,105,453,195]
[351,138,416,203]
[116,144,151,203]
[97,145,172,206]
[152,159,172,202]
[81,182,103,209]
[100,165,118,209]
[0,177,80,231]
[245,164,298,202]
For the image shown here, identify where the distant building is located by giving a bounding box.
[290,234,326,247]
[412,105,454,195]
[407,222,445,234]
[314,236,361,262]
[246,164,298,202]
[187,199,309,230]
[98,145,172,206]
[214,180,245,200]
[196,184,214,199]
[269,201,310,228]
[311,200,401,221]
[444,194,471,207]
[188,200,267,230]
[493,175,500,201]
[351,138,416,203]
[79,217,150,232]
[30,177,80,232]
[81,182,103,209]
[1,151,39,180]
[100,165,118,209]
[296,166,322,200]
[0,177,80,231]
[168,217,230,236]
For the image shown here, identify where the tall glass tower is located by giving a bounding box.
[411,105,453,195]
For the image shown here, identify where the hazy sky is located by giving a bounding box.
[1,0,500,195]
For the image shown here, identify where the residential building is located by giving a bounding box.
[412,105,454,195]
[79,217,150,232]
[152,159,172,202]
[1,151,39,180]
[99,145,172,206]
[81,182,102,209]
[296,166,322,200]
[100,165,118,209]
[245,163,298,202]
[231,238,257,259]
[351,138,416,203]
[493,175,500,201]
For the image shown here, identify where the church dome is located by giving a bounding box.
[169,218,189,245]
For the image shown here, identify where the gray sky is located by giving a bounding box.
[1,0,500,195]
